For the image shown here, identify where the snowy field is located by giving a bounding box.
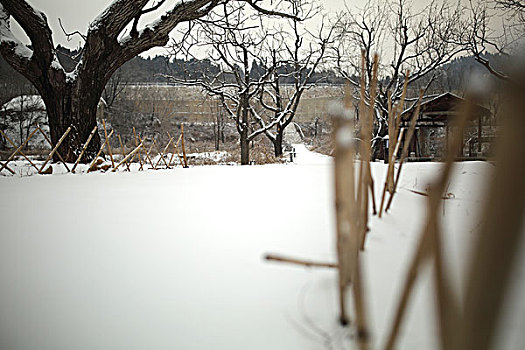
[0,145,523,349]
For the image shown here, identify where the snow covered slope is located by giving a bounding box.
[0,147,523,350]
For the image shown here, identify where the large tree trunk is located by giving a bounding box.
[37,77,103,163]
[240,129,249,165]
[273,126,284,157]
[240,91,250,165]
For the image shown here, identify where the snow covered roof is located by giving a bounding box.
[2,95,107,112]
[2,95,46,112]
[402,92,491,122]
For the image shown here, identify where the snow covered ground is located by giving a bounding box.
[0,146,523,349]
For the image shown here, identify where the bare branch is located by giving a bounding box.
[58,18,87,42]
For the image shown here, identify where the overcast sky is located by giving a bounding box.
[17,0,364,55]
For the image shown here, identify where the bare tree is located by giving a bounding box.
[0,0,293,162]
[255,0,334,156]
[331,0,466,158]
[462,0,525,84]
[169,2,300,164]
[168,0,329,162]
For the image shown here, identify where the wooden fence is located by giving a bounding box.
[0,120,189,176]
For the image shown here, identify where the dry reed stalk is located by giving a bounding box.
[356,52,368,244]
[36,126,70,172]
[332,106,369,349]
[384,90,424,213]
[111,142,144,172]
[387,90,394,191]
[377,76,411,217]
[0,128,39,172]
[39,127,71,174]
[455,89,525,350]
[333,112,357,327]
[88,129,114,171]
[72,126,98,173]
[102,120,114,168]
[391,73,409,186]
[378,128,406,218]
[352,256,369,348]
[358,54,378,251]
[383,97,472,350]
[264,254,337,269]
[367,165,377,216]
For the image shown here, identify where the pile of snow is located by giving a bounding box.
[2,95,45,111]
[0,146,523,349]
[1,95,50,149]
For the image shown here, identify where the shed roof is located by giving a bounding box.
[402,92,491,123]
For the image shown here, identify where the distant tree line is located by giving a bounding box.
[1,46,506,106]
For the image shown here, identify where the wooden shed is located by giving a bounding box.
[399,92,493,159]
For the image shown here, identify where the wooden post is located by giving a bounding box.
[155,137,174,169]
[0,128,40,172]
[153,139,171,169]
[37,126,71,172]
[37,125,69,171]
[111,142,144,172]
[88,129,114,171]
[71,126,98,173]
[117,134,130,171]
[0,160,15,175]
[181,123,188,168]
[384,91,424,213]
[102,120,114,168]
[39,127,71,174]
[133,127,144,170]
[168,133,183,167]
[139,136,156,169]
[166,131,185,168]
